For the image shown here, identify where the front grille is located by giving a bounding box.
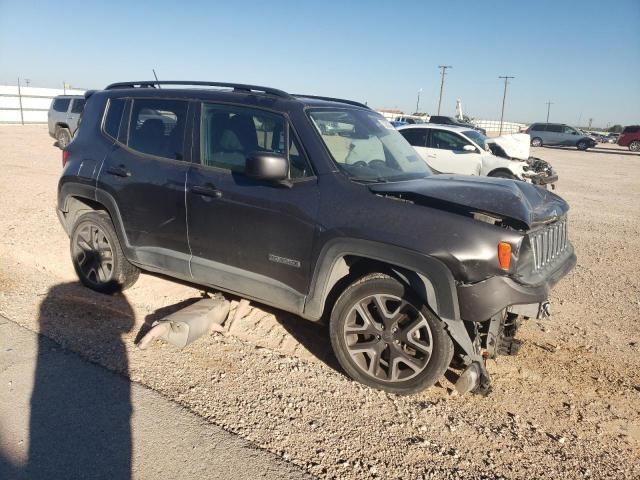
[530,217,569,271]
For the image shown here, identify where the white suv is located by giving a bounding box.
[398,124,556,187]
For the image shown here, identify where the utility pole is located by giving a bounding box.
[498,75,515,135]
[545,100,553,123]
[437,65,452,115]
[588,118,593,129]
[416,88,422,113]
[17,77,24,125]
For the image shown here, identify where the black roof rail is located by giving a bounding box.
[104,81,292,98]
[293,94,371,110]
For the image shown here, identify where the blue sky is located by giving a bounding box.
[1,0,638,127]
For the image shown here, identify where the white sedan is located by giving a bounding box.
[397,123,555,186]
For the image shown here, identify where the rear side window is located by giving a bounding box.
[71,98,85,114]
[128,99,188,160]
[428,129,470,151]
[400,128,427,147]
[530,124,545,131]
[103,98,127,140]
[52,98,70,112]
[547,124,563,133]
[622,126,640,133]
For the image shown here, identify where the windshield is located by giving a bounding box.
[462,129,488,150]
[308,109,431,182]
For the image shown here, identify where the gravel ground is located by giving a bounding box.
[1,125,639,479]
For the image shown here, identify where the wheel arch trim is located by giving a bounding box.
[302,238,460,322]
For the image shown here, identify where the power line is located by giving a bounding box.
[545,100,554,123]
[437,65,452,115]
[498,75,515,135]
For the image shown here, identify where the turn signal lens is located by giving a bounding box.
[498,242,512,270]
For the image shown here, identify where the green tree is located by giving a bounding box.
[607,124,623,133]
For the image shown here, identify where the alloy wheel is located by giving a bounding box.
[343,294,434,382]
[72,223,114,285]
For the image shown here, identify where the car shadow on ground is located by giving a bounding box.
[542,145,639,156]
[23,281,134,479]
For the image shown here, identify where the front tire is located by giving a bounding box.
[577,140,590,151]
[629,140,640,152]
[531,137,543,147]
[489,170,517,180]
[329,274,453,395]
[70,211,140,294]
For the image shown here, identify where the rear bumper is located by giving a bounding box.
[456,251,576,322]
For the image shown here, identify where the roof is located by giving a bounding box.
[101,81,370,111]
[397,123,474,133]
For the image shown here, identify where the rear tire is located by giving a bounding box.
[576,140,589,151]
[329,274,453,395]
[629,140,640,152]
[56,127,72,149]
[70,211,139,294]
[531,137,543,147]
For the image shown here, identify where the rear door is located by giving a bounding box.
[425,128,482,175]
[99,97,192,276]
[186,101,319,309]
[399,127,433,166]
[544,124,563,145]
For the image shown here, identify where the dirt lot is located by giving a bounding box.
[1,125,639,479]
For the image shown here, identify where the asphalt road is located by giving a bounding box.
[0,314,309,480]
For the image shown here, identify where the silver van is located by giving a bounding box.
[526,123,597,151]
[48,95,85,148]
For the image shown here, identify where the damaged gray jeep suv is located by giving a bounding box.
[57,81,576,395]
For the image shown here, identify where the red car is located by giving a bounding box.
[617,125,640,152]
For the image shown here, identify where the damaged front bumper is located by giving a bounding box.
[522,157,558,189]
[456,244,576,323]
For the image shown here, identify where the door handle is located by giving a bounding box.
[106,166,131,177]
[191,184,222,198]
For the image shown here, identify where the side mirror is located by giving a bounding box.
[462,145,476,152]
[245,152,290,185]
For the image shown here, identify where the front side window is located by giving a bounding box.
[308,109,430,182]
[52,98,70,112]
[200,104,311,178]
[563,125,578,134]
[71,98,85,114]
[128,99,188,160]
[429,129,471,151]
[103,98,127,140]
[462,129,487,150]
[400,128,427,147]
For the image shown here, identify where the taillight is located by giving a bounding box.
[62,150,70,167]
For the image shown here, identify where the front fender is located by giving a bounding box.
[302,238,460,322]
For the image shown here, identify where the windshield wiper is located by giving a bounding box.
[349,176,390,184]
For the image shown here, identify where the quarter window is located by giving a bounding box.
[400,128,427,147]
[128,99,188,160]
[200,103,311,178]
[52,98,70,113]
[103,98,127,140]
[428,130,470,151]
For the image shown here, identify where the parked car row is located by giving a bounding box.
[398,124,556,188]
[54,81,575,395]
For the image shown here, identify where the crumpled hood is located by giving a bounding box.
[486,133,530,160]
[369,175,569,229]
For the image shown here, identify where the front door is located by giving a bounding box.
[186,102,319,311]
[99,97,192,276]
[426,128,482,175]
